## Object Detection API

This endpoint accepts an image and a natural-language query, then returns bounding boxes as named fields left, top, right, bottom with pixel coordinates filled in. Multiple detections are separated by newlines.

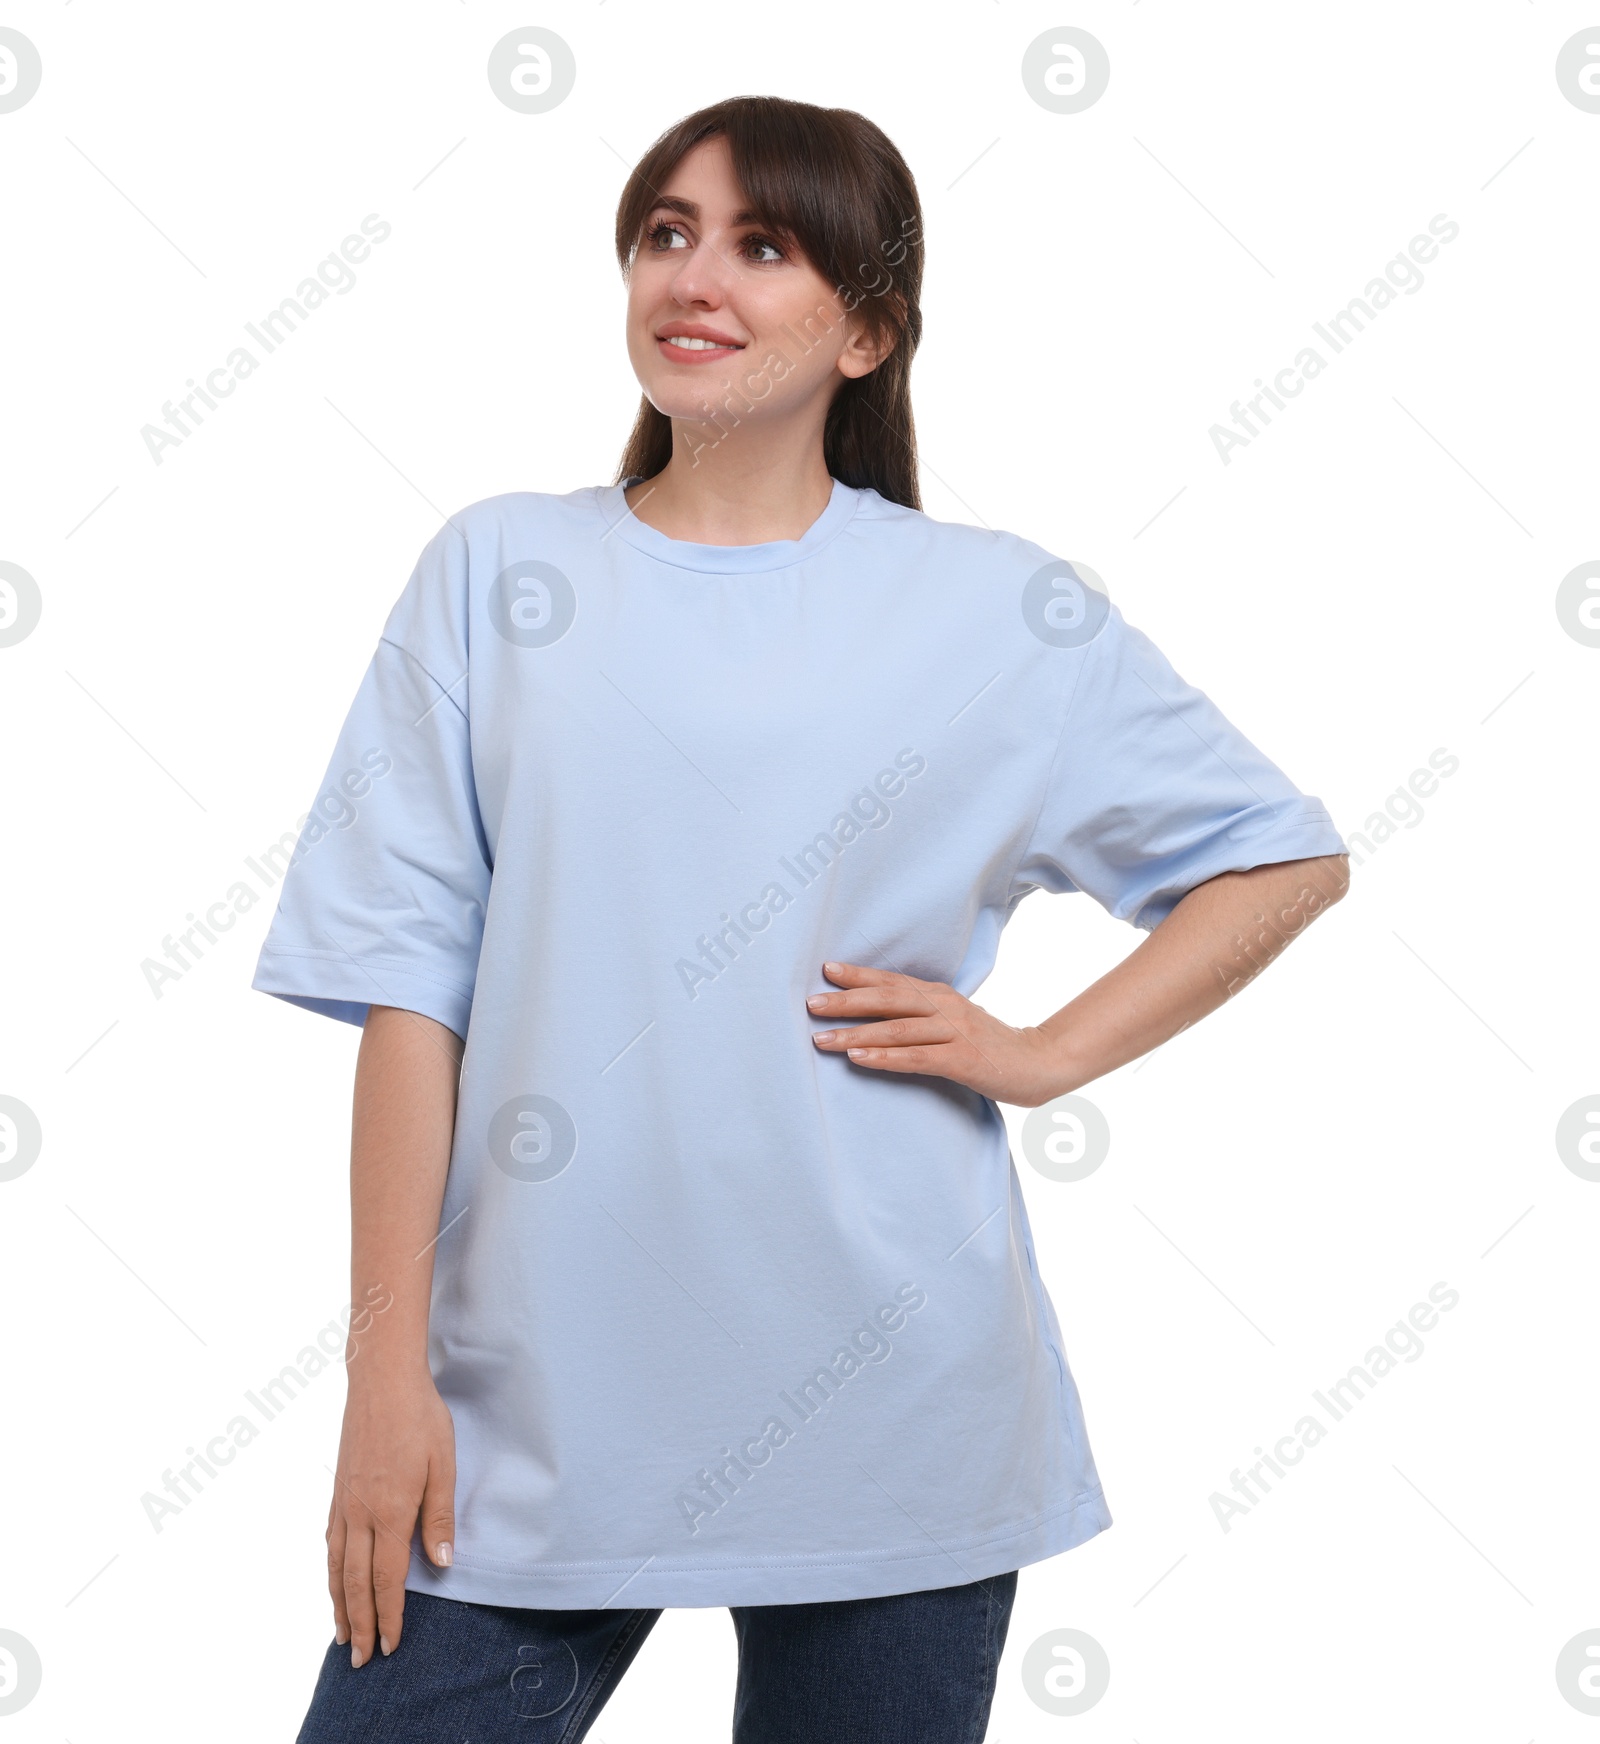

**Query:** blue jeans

left=297, top=1571, right=1018, bottom=1742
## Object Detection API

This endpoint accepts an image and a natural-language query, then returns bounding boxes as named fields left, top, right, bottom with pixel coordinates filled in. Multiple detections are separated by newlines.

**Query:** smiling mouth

left=660, top=334, right=745, bottom=352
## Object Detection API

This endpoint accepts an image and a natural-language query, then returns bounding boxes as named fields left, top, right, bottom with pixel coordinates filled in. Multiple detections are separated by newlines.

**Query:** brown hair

left=612, top=95, right=924, bottom=510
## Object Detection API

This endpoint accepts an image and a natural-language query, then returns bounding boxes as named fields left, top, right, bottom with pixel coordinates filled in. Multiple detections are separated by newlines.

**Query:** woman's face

left=625, top=135, right=884, bottom=441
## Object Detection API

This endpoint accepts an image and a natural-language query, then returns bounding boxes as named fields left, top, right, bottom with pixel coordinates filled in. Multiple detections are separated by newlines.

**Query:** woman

left=254, top=94, right=1350, bottom=1742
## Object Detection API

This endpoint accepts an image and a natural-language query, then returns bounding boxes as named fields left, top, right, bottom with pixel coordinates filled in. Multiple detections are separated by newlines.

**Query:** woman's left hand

left=807, top=960, right=1067, bottom=1108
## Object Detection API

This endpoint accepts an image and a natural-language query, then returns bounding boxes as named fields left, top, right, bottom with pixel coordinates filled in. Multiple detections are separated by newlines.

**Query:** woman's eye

left=746, top=235, right=784, bottom=263
left=646, top=220, right=688, bottom=251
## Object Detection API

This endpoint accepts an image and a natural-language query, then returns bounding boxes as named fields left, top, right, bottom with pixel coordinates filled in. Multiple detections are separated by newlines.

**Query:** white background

left=2, top=2, right=1597, bottom=1738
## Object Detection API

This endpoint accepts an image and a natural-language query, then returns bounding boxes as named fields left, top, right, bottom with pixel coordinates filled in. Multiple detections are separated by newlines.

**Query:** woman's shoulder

left=377, top=486, right=607, bottom=661
left=848, top=486, right=1122, bottom=661
left=427, top=482, right=609, bottom=552
left=850, top=485, right=1075, bottom=582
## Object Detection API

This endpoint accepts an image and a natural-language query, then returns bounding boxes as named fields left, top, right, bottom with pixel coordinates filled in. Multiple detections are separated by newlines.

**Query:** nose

left=666, top=238, right=737, bottom=309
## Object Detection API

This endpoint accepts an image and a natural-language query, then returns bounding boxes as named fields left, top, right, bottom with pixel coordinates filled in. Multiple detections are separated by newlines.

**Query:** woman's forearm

left=347, top=1005, right=463, bottom=1385
left=325, top=1004, right=463, bottom=1664
left=1036, top=852, right=1351, bottom=1094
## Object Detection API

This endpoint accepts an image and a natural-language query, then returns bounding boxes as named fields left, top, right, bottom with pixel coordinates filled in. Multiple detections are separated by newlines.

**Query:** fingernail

left=380, top=1635, right=392, bottom=1656
left=848, top=1048, right=867, bottom=1058
left=806, top=995, right=827, bottom=1009
left=823, top=961, right=841, bottom=972
left=351, top=1646, right=364, bottom=1669
left=436, top=1541, right=453, bottom=1567
left=336, top=1628, right=349, bottom=1646
left=813, top=1031, right=835, bottom=1044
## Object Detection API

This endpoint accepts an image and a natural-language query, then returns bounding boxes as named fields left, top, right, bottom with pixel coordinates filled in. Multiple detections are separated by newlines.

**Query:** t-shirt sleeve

left=250, top=523, right=490, bottom=1039
left=1012, top=603, right=1347, bottom=932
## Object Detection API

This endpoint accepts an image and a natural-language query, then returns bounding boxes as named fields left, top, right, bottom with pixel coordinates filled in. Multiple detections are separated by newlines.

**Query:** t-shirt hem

left=402, top=1484, right=1112, bottom=1610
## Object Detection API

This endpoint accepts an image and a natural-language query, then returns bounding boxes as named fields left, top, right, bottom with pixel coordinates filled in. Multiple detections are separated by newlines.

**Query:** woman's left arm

left=808, top=853, right=1351, bottom=1107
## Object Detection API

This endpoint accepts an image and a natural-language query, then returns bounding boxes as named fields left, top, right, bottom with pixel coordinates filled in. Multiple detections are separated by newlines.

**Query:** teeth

left=665, top=335, right=738, bottom=350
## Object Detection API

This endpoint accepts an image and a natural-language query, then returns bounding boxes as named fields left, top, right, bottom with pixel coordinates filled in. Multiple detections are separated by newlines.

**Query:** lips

left=655, top=322, right=747, bottom=362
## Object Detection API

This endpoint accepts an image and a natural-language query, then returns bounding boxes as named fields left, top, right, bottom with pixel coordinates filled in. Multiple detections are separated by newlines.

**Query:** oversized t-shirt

left=251, top=476, right=1346, bottom=1609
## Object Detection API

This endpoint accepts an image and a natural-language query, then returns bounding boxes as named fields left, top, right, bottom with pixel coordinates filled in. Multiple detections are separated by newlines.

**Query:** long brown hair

left=612, top=95, right=924, bottom=510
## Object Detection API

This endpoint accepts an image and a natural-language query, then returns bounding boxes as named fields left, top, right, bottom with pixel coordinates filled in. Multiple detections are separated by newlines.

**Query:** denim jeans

left=297, top=1570, right=1018, bottom=1743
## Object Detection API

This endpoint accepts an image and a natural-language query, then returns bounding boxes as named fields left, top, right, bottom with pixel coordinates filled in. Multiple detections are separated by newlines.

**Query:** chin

left=644, top=382, right=741, bottom=423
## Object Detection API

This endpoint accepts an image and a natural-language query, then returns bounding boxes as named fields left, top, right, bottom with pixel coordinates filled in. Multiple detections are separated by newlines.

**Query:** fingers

left=341, top=1523, right=378, bottom=1668
left=820, top=960, right=893, bottom=988
left=819, top=960, right=932, bottom=1000
left=808, top=961, right=1016, bottom=1090
left=809, top=962, right=969, bottom=1076
left=812, top=1016, right=952, bottom=1053
left=370, top=1526, right=410, bottom=1659
left=327, top=1387, right=454, bottom=1671
left=419, top=1447, right=456, bottom=1573
left=336, top=1487, right=414, bottom=1667
left=835, top=1041, right=946, bottom=1073
left=810, top=968, right=940, bottom=1020
left=326, top=1513, right=351, bottom=1647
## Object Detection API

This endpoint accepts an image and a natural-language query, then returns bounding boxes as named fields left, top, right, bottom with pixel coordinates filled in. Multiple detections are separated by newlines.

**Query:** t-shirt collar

left=595, top=475, right=862, bottom=574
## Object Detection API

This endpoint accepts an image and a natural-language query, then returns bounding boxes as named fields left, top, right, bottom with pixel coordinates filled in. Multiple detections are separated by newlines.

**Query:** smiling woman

left=253, top=92, right=1351, bottom=1744
left=613, top=97, right=925, bottom=532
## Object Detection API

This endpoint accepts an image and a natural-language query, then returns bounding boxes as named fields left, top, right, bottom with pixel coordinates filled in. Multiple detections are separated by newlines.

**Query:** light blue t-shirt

left=252, top=476, right=1346, bottom=1608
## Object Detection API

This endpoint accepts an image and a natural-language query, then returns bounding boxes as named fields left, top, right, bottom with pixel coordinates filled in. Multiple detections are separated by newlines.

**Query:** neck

left=624, top=421, right=836, bottom=546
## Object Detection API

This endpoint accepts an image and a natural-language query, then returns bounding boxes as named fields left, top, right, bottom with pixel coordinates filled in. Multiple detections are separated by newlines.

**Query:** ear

left=836, top=305, right=900, bottom=381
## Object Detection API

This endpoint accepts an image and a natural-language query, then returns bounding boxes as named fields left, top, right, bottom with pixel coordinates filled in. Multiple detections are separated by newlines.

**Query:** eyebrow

left=646, top=195, right=770, bottom=228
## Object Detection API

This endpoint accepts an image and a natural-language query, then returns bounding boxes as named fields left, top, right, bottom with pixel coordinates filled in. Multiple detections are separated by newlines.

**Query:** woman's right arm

left=329, top=1003, right=463, bottom=1668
